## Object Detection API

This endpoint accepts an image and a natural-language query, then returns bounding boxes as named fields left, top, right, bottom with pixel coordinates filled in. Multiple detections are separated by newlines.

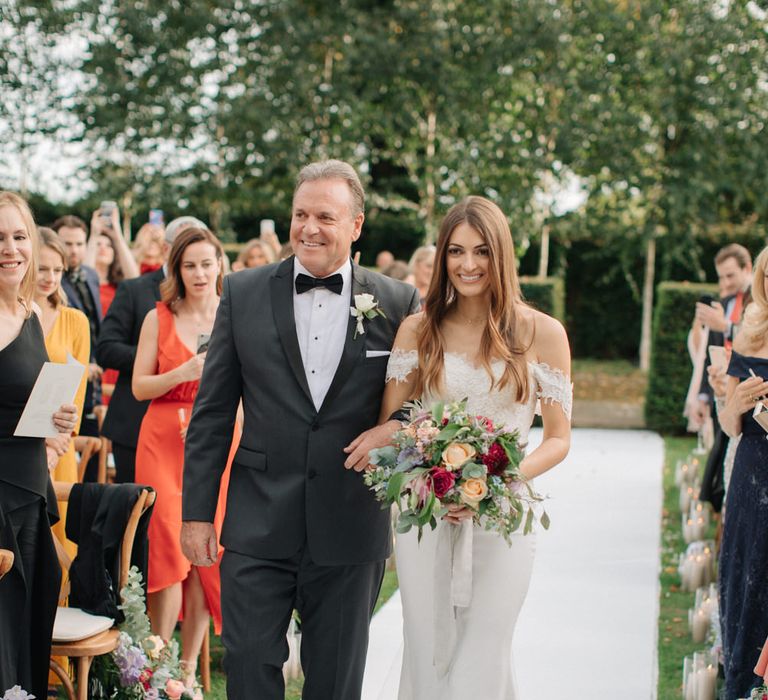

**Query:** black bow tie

left=295, top=272, right=343, bottom=295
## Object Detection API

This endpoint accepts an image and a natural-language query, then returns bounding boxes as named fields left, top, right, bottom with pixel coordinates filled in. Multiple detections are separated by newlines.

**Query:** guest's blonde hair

left=38, top=227, right=69, bottom=308
left=0, top=191, right=39, bottom=315
left=740, top=245, right=768, bottom=351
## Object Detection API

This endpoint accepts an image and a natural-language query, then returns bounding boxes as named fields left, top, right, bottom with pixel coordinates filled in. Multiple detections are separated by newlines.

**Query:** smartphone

left=196, top=333, right=211, bottom=354
left=698, top=294, right=716, bottom=307
left=149, top=209, right=164, bottom=226
left=100, top=200, right=117, bottom=228
left=260, top=219, right=276, bottom=238
left=708, top=345, right=727, bottom=370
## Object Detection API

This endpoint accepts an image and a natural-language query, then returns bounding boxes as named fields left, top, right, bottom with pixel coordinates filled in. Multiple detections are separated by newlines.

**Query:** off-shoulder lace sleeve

left=532, top=362, right=573, bottom=420
left=386, top=349, right=419, bottom=384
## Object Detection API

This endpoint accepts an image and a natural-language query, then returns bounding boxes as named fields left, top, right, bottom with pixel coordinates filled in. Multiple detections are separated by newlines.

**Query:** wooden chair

left=0, top=548, right=13, bottom=580
left=73, top=435, right=108, bottom=483
left=93, top=405, right=115, bottom=483
left=89, top=409, right=210, bottom=690
left=49, top=482, right=156, bottom=700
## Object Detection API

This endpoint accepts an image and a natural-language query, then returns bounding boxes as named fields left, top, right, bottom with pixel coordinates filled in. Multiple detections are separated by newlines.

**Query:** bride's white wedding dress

left=386, top=350, right=572, bottom=700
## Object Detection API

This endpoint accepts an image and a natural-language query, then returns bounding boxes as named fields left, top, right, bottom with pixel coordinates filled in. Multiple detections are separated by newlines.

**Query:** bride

left=379, top=196, right=572, bottom=699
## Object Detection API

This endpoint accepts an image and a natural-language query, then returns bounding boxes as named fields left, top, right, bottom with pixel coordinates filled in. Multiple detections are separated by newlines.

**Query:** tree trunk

left=639, top=234, right=656, bottom=371
left=537, top=223, right=550, bottom=279
left=424, top=109, right=437, bottom=243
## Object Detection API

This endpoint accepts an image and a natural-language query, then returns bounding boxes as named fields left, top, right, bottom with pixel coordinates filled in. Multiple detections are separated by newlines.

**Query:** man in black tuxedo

left=96, top=216, right=206, bottom=483
left=181, top=160, right=419, bottom=700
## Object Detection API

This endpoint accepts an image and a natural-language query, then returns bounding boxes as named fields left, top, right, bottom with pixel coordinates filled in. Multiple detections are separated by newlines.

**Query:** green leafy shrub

left=520, top=276, right=565, bottom=322
left=645, top=282, right=717, bottom=433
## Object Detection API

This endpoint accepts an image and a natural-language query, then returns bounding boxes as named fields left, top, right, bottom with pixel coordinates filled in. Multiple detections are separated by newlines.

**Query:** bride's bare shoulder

left=518, top=306, right=569, bottom=362
left=394, top=312, right=425, bottom=351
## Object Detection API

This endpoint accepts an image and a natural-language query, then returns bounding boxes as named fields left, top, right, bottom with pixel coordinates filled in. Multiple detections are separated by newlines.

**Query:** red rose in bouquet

left=430, top=467, right=456, bottom=498
left=482, top=442, right=509, bottom=476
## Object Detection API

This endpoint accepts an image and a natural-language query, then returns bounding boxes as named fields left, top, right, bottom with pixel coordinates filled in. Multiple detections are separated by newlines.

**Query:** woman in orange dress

left=132, top=225, right=235, bottom=681
left=34, top=228, right=89, bottom=559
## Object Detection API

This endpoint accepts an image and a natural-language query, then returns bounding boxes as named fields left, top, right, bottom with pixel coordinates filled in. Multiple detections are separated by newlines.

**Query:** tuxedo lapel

left=319, top=263, right=372, bottom=414
left=271, top=258, right=313, bottom=406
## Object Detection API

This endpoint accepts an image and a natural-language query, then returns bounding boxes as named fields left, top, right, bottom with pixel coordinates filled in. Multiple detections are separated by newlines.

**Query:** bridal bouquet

left=365, top=400, right=549, bottom=543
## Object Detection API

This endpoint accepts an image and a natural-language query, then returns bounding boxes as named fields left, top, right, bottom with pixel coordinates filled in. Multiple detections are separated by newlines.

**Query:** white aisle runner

left=361, top=428, right=664, bottom=700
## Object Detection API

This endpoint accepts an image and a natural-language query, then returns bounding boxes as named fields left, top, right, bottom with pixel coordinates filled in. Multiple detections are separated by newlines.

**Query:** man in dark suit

left=53, top=214, right=104, bottom=472
left=694, top=243, right=752, bottom=511
left=96, top=216, right=206, bottom=483
left=182, top=160, right=419, bottom=700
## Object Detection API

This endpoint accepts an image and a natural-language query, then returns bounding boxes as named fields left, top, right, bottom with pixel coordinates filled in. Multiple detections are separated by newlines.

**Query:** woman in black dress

left=0, top=191, right=79, bottom=698
left=719, top=245, right=768, bottom=699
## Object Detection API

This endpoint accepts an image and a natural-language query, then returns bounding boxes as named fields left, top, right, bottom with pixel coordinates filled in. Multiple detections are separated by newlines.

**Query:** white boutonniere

left=350, top=293, right=386, bottom=339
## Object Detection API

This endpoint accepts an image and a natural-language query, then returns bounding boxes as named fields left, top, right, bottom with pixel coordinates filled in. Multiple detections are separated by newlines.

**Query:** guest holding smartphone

left=0, top=192, right=78, bottom=698
left=132, top=225, right=236, bottom=684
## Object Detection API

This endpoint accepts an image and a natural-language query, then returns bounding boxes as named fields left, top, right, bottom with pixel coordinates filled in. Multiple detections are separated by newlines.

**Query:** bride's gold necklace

left=456, top=312, right=486, bottom=325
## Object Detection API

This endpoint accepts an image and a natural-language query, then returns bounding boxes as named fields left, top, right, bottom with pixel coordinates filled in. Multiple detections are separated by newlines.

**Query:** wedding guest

left=0, top=192, right=78, bottom=699
left=133, top=223, right=166, bottom=274
left=96, top=216, right=205, bottom=483
left=34, top=228, right=89, bottom=558
left=375, top=249, right=394, bottom=271
left=408, top=244, right=436, bottom=309
left=382, top=260, right=415, bottom=284
left=232, top=238, right=276, bottom=272
left=694, top=244, right=752, bottom=513
left=52, top=214, right=103, bottom=472
left=85, top=207, right=139, bottom=405
left=132, top=226, right=235, bottom=684
left=717, top=244, right=768, bottom=698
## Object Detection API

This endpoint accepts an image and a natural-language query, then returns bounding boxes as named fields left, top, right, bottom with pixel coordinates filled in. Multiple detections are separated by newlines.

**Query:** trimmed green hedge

left=645, top=281, right=717, bottom=433
left=520, top=276, right=565, bottom=322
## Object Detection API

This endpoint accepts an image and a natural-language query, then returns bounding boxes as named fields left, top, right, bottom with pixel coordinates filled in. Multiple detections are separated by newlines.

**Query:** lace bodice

left=385, top=349, right=572, bottom=444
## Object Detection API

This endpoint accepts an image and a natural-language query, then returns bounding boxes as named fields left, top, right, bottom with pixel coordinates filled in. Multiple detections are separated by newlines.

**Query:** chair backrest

left=73, top=436, right=107, bottom=483
left=52, top=482, right=156, bottom=602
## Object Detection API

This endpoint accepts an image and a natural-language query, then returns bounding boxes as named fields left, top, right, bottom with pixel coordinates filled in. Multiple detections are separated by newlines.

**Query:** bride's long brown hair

left=416, top=196, right=531, bottom=402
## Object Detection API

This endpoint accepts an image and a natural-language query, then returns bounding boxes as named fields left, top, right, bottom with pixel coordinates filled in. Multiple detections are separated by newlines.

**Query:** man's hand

left=88, top=363, right=104, bottom=381
left=343, top=420, right=400, bottom=471
left=181, top=521, right=219, bottom=567
left=695, top=301, right=727, bottom=332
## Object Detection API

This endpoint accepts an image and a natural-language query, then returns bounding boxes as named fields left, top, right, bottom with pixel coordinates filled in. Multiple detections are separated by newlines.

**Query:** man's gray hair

left=165, top=216, right=208, bottom=243
left=294, top=160, right=365, bottom=217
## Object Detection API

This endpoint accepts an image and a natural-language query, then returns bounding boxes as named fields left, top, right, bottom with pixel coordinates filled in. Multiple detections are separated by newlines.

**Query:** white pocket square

left=366, top=350, right=391, bottom=358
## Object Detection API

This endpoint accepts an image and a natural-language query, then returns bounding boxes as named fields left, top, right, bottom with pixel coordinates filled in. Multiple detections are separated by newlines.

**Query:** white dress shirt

left=293, top=258, right=352, bottom=411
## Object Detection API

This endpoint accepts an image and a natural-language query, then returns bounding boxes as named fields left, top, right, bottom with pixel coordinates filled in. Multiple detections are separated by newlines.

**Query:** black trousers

left=221, top=545, right=385, bottom=700
left=0, top=496, right=60, bottom=699
left=112, top=442, right=137, bottom=484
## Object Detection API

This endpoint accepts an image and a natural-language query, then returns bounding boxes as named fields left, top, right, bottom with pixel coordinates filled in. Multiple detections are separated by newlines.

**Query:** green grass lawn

left=572, top=358, right=647, bottom=402
left=657, top=436, right=719, bottom=699
left=200, top=566, right=399, bottom=700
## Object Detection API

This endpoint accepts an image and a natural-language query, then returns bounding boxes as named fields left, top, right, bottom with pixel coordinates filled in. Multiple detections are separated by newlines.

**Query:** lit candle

left=691, top=608, right=709, bottom=643
left=680, top=485, right=695, bottom=513
left=694, top=664, right=717, bottom=700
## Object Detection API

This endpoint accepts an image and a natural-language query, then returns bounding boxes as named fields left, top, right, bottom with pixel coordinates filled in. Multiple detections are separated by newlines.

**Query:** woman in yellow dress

left=34, top=228, right=90, bottom=557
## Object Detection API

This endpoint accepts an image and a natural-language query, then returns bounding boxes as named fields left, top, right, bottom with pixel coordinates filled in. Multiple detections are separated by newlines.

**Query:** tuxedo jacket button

left=311, top=421, right=320, bottom=431
left=308, top=469, right=317, bottom=479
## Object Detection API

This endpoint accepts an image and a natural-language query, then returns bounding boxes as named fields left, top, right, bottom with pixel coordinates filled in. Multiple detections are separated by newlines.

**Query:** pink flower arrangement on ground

left=365, top=400, right=549, bottom=543
left=91, top=567, right=202, bottom=699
